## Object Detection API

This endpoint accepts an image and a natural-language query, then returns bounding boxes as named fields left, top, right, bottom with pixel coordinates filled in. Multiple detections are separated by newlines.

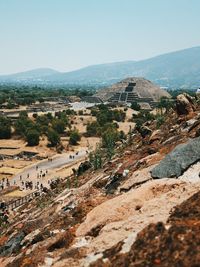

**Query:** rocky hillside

left=0, top=94, right=200, bottom=266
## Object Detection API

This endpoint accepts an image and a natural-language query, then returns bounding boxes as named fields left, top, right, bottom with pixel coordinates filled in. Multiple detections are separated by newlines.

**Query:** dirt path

left=10, top=150, right=87, bottom=189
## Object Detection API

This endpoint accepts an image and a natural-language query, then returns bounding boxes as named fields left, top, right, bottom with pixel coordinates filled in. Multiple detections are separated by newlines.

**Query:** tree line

left=0, top=110, right=81, bottom=148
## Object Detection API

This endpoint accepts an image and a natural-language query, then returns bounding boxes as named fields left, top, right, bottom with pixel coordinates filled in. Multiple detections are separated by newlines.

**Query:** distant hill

left=0, top=47, right=200, bottom=88
left=0, top=68, right=59, bottom=83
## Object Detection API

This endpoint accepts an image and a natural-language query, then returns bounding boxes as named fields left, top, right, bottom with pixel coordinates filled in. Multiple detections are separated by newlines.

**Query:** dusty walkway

left=10, top=150, right=87, bottom=189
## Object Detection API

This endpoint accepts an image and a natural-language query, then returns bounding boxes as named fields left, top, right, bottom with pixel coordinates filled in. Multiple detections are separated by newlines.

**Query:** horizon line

left=1, top=45, right=199, bottom=76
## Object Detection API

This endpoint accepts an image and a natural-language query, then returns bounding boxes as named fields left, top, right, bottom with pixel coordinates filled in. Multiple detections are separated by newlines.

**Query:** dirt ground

left=0, top=107, right=132, bottom=200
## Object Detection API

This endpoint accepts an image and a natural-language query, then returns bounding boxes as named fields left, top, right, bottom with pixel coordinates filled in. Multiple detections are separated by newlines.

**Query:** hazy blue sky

left=0, top=0, right=200, bottom=74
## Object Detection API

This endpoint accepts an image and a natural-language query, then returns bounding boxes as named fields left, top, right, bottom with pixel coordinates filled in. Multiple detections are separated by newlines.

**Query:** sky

left=0, top=0, right=200, bottom=75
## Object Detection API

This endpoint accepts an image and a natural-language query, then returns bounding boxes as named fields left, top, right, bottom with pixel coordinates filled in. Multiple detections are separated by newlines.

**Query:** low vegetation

left=0, top=109, right=81, bottom=149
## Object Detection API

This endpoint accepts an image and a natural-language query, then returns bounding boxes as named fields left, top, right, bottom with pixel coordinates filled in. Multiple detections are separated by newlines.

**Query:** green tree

left=78, top=110, right=84, bottom=116
left=89, top=146, right=103, bottom=170
left=19, top=111, right=28, bottom=118
left=119, top=130, right=126, bottom=140
left=112, top=110, right=126, bottom=122
left=0, top=116, right=11, bottom=139
left=96, top=109, right=113, bottom=126
left=52, top=119, right=66, bottom=134
left=14, top=115, right=34, bottom=137
left=86, top=121, right=100, bottom=137
left=69, top=130, right=81, bottom=145
left=102, top=128, right=119, bottom=160
left=47, top=129, right=60, bottom=147
left=157, top=97, right=174, bottom=114
left=131, top=101, right=141, bottom=111
left=133, top=110, right=155, bottom=127
left=32, top=113, right=38, bottom=119
left=6, top=100, right=15, bottom=109
left=26, top=129, right=40, bottom=146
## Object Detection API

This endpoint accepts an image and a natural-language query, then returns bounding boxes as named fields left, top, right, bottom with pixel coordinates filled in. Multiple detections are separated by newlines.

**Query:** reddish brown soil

left=91, top=190, right=200, bottom=267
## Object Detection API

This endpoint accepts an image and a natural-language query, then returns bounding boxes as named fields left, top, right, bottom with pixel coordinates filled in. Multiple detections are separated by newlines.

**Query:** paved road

left=11, top=150, right=87, bottom=189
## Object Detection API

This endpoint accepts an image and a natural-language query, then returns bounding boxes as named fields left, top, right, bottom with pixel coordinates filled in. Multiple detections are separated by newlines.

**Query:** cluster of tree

left=88, top=125, right=121, bottom=169
left=156, top=97, right=175, bottom=114
left=20, top=111, right=71, bottom=146
left=86, top=105, right=127, bottom=165
left=131, top=101, right=141, bottom=111
left=88, top=124, right=127, bottom=169
left=89, top=146, right=103, bottom=170
left=87, top=105, right=126, bottom=137
left=0, top=110, right=77, bottom=148
left=0, top=85, right=96, bottom=108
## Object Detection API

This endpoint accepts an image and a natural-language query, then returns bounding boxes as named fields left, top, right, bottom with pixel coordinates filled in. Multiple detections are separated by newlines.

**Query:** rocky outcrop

left=1, top=104, right=200, bottom=267
left=91, top=190, right=200, bottom=267
left=76, top=179, right=200, bottom=256
left=176, top=93, right=195, bottom=115
left=0, top=231, right=25, bottom=256
left=151, top=136, right=200, bottom=178
left=149, top=129, right=161, bottom=143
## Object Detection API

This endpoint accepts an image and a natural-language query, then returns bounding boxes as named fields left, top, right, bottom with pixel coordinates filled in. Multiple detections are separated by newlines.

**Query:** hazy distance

left=0, top=0, right=200, bottom=74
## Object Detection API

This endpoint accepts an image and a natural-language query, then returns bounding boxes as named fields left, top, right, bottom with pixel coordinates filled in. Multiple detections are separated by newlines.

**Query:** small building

left=0, top=149, right=38, bottom=160
left=196, top=88, right=200, bottom=94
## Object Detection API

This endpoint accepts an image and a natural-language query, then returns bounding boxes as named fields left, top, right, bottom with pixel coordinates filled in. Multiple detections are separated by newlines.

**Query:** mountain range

left=0, top=46, right=200, bottom=89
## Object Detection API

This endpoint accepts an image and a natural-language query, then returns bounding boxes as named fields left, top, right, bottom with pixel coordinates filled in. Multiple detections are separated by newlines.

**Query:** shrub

left=32, top=113, right=38, bottom=119
left=69, top=130, right=81, bottom=145
left=102, top=128, right=119, bottom=160
left=133, top=110, right=155, bottom=125
left=52, top=119, right=66, bottom=134
left=156, top=97, right=174, bottom=114
left=0, top=116, right=11, bottom=139
left=78, top=110, right=84, bottom=116
left=14, top=116, right=34, bottom=137
left=26, top=129, right=40, bottom=146
left=156, top=115, right=165, bottom=128
left=119, top=130, right=126, bottom=140
left=86, top=121, right=100, bottom=137
left=131, top=101, right=141, bottom=111
left=112, top=110, right=126, bottom=122
left=47, top=129, right=60, bottom=147
left=89, top=147, right=103, bottom=170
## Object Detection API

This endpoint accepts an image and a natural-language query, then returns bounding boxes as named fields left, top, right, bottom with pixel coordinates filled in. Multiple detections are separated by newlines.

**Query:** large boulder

left=151, top=136, right=200, bottom=178
left=176, top=93, right=195, bottom=115
left=0, top=231, right=25, bottom=256
left=149, top=130, right=161, bottom=143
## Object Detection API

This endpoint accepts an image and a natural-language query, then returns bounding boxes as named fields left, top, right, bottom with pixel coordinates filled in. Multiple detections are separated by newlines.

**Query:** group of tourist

left=0, top=178, right=10, bottom=190
left=0, top=151, right=85, bottom=225
left=17, top=166, right=49, bottom=191
left=0, top=151, right=84, bottom=193
left=0, top=202, right=9, bottom=224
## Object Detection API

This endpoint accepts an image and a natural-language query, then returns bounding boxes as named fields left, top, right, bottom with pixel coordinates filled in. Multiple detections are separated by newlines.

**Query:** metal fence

left=5, top=190, right=40, bottom=210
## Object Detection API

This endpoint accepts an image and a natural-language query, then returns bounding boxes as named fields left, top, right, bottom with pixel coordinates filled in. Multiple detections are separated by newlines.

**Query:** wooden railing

left=5, top=190, right=41, bottom=210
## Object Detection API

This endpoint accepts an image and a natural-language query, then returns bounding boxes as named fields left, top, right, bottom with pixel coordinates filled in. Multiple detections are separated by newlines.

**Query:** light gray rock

left=0, top=231, right=25, bottom=256
left=151, top=136, right=200, bottom=178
